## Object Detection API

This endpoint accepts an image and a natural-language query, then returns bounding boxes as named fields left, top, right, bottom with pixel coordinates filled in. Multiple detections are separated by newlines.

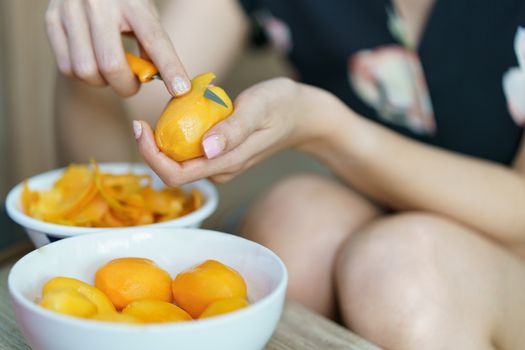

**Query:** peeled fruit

left=42, top=276, right=115, bottom=314
left=122, top=300, right=192, bottom=323
left=172, top=260, right=247, bottom=318
left=199, top=297, right=249, bottom=319
left=91, top=313, right=142, bottom=324
left=37, top=257, right=251, bottom=324
left=39, top=289, right=97, bottom=318
left=155, top=73, right=233, bottom=162
left=95, top=258, right=172, bottom=310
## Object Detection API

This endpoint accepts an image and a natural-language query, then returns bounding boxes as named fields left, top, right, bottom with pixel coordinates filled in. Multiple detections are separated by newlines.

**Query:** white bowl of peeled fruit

left=5, top=162, right=218, bottom=247
left=8, top=227, right=287, bottom=350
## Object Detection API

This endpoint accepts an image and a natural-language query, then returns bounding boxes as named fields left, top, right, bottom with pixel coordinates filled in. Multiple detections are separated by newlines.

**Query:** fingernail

left=203, top=134, right=226, bottom=159
left=133, top=120, right=142, bottom=139
left=171, top=76, right=191, bottom=96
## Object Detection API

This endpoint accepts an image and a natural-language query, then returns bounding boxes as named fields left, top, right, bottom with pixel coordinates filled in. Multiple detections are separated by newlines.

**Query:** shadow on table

left=0, top=206, right=30, bottom=262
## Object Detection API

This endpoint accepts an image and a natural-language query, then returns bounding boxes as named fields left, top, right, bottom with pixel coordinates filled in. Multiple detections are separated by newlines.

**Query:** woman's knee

left=242, top=173, right=327, bottom=238
left=240, top=173, right=381, bottom=316
left=335, top=212, right=471, bottom=347
left=336, top=212, right=450, bottom=277
left=336, top=212, right=449, bottom=298
left=241, top=172, right=379, bottom=244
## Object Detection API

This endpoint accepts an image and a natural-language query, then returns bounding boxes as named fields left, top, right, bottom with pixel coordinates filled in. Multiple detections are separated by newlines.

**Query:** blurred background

left=0, top=1, right=328, bottom=257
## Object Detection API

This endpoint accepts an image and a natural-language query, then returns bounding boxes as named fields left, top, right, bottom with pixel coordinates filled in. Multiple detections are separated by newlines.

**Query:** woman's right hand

left=45, top=0, right=191, bottom=97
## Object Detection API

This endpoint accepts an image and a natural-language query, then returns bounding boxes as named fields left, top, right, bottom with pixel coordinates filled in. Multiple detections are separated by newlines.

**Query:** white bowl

left=5, top=163, right=218, bottom=248
left=8, top=227, right=287, bottom=350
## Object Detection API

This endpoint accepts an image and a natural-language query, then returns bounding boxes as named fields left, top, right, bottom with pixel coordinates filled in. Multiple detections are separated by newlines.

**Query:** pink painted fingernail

left=133, top=120, right=142, bottom=139
left=203, top=134, right=226, bottom=159
left=171, top=76, right=191, bottom=96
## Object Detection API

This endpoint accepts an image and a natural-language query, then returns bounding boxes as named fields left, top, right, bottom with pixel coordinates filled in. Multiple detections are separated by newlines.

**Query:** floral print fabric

left=349, top=7, right=436, bottom=135
left=503, top=27, right=525, bottom=127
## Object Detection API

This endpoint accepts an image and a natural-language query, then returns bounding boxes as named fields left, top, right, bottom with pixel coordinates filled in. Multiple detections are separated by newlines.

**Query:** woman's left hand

left=133, top=77, right=329, bottom=186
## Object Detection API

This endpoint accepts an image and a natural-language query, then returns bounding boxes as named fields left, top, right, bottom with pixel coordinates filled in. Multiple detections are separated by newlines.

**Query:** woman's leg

left=55, top=75, right=136, bottom=163
left=241, top=173, right=382, bottom=317
left=336, top=212, right=525, bottom=350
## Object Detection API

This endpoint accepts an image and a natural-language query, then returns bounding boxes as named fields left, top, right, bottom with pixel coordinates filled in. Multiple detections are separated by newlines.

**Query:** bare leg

left=241, top=173, right=382, bottom=317
left=336, top=212, right=525, bottom=350
left=54, top=66, right=174, bottom=164
left=55, top=75, right=136, bottom=163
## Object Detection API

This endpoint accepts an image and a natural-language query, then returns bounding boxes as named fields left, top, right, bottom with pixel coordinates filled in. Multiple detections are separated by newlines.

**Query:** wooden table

left=0, top=260, right=379, bottom=350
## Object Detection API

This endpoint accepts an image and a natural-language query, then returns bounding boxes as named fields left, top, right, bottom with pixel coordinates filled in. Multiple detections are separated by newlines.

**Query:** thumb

left=201, top=106, right=259, bottom=159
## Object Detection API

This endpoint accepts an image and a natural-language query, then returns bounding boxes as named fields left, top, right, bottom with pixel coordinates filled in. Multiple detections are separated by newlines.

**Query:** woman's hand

left=133, top=77, right=332, bottom=185
left=45, top=0, right=190, bottom=97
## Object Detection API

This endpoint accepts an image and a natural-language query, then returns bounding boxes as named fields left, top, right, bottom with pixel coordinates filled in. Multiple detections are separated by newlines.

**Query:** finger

left=137, top=42, right=151, bottom=61
left=45, top=7, right=72, bottom=75
left=211, top=117, right=286, bottom=172
left=194, top=135, right=277, bottom=186
left=84, top=2, right=139, bottom=96
left=133, top=127, right=242, bottom=186
left=201, top=100, right=262, bottom=159
left=183, top=127, right=276, bottom=183
left=124, top=6, right=190, bottom=96
left=209, top=174, right=236, bottom=184
left=61, top=0, right=105, bottom=86
left=133, top=120, right=196, bottom=186
left=135, top=118, right=274, bottom=185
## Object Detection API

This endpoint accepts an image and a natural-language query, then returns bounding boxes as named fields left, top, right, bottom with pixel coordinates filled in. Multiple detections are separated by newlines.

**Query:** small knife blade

left=126, top=52, right=228, bottom=107
left=204, top=88, right=228, bottom=108
left=152, top=74, right=227, bottom=108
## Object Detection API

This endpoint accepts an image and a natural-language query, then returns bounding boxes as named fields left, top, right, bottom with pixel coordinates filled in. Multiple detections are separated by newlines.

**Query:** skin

left=49, top=0, right=247, bottom=162
left=47, top=0, right=525, bottom=348
left=46, top=0, right=190, bottom=96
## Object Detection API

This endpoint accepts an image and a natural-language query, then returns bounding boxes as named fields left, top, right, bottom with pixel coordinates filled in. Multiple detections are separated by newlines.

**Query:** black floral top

left=239, top=0, right=525, bottom=164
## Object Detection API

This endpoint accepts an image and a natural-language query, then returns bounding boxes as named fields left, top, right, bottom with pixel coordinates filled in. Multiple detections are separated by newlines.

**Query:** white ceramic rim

left=7, top=228, right=288, bottom=332
left=5, top=163, right=218, bottom=236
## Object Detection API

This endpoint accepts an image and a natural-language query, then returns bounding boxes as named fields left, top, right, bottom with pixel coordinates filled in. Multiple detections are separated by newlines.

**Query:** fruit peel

left=155, top=73, right=234, bottom=162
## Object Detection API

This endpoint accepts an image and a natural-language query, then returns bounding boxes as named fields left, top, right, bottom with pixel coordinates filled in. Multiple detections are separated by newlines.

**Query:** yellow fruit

left=39, top=289, right=97, bottom=318
left=21, top=161, right=204, bottom=228
left=172, top=260, right=247, bottom=318
left=33, top=165, right=98, bottom=222
left=43, top=276, right=115, bottom=314
left=94, top=258, right=172, bottom=310
left=122, top=300, right=192, bottom=323
left=155, top=73, right=233, bottom=162
left=199, top=297, right=249, bottom=319
left=91, top=313, right=142, bottom=324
